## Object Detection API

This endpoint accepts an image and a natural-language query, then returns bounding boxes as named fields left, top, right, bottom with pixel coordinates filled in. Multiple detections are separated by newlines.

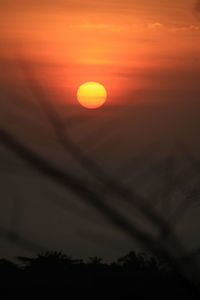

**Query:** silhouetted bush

left=0, top=250, right=198, bottom=298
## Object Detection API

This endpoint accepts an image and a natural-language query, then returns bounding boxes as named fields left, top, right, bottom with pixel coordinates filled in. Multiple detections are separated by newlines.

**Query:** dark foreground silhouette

left=0, top=251, right=199, bottom=298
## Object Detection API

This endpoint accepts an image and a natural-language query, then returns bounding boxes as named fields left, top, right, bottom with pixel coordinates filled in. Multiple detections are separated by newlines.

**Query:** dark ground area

left=0, top=250, right=199, bottom=299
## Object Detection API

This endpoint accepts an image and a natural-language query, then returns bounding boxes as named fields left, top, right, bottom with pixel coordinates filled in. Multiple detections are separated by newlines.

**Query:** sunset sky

left=0, top=1, right=200, bottom=259
left=1, top=0, right=200, bottom=104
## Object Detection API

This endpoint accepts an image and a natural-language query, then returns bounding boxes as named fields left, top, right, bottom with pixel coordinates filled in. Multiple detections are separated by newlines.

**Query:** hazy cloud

left=169, top=25, right=200, bottom=32
left=148, top=23, right=164, bottom=30
left=69, top=23, right=126, bottom=32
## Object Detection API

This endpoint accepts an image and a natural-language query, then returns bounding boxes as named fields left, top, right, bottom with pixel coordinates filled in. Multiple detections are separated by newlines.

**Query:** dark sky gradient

left=0, top=0, right=200, bottom=260
left=1, top=91, right=200, bottom=260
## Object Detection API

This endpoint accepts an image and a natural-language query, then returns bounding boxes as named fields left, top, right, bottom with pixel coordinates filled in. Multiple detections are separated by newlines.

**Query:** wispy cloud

left=148, top=23, right=164, bottom=30
left=169, top=25, right=200, bottom=32
left=69, top=23, right=126, bottom=32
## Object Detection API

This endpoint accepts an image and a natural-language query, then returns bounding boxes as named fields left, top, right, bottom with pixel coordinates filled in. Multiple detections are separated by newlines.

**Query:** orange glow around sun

left=77, top=82, right=107, bottom=109
left=1, top=1, right=200, bottom=107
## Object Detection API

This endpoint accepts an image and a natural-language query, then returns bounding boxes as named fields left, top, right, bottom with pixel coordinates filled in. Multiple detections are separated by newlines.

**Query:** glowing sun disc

left=77, top=82, right=107, bottom=109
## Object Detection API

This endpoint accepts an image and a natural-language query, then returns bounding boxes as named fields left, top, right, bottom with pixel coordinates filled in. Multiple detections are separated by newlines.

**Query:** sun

left=77, top=82, right=107, bottom=109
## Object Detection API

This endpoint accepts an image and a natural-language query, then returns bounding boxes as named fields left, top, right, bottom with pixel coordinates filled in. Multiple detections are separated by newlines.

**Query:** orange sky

left=0, top=0, right=200, bottom=105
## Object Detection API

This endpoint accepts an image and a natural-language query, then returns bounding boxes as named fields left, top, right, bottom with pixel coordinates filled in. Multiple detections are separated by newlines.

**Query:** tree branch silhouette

left=21, top=66, right=186, bottom=259
left=0, top=126, right=199, bottom=289
left=1, top=58, right=199, bottom=290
